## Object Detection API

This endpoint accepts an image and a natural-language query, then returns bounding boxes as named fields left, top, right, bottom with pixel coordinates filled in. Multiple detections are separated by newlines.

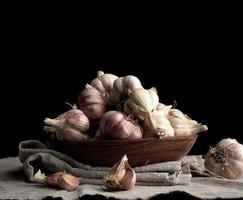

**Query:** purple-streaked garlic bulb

left=78, top=84, right=106, bottom=119
left=167, top=109, right=208, bottom=136
left=44, top=105, right=90, bottom=142
left=99, top=111, right=143, bottom=140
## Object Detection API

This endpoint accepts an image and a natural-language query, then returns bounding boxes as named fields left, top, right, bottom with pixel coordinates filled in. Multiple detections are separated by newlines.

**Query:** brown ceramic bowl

left=50, top=134, right=198, bottom=167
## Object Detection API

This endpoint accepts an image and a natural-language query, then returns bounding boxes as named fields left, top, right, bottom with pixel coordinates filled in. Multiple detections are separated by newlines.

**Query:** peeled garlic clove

left=104, top=155, right=136, bottom=190
left=78, top=84, right=106, bottom=119
left=34, top=170, right=80, bottom=191
left=44, top=106, right=90, bottom=142
left=205, top=138, right=243, bottom=179
left=167, top=109, right=208, bottom=136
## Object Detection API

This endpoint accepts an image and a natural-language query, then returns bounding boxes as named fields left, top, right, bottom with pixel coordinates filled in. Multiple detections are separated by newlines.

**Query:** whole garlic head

left=78, top=84, right=106, bottom=119
left=90, top=71, right=118, bottom=102
left=123, top=88, right=159, bottom=120
left=167, top=109, right=208, bottom=137
left=205, top=138, right=243, bottom=179
left=103, top=155, right=136, bottom=190
left=44, top=105, right=90, bottom=142
left=109, top=75, right=143, bottom=106
left=99, top=111, right=143, bottom=140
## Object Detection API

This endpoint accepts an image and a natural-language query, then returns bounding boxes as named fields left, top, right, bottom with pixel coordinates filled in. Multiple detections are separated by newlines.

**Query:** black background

left=1, top=15, right=243, bottom=158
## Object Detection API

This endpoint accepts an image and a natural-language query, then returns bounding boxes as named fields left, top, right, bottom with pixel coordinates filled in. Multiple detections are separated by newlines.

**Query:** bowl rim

left=59, top=134, right=198, bottom=145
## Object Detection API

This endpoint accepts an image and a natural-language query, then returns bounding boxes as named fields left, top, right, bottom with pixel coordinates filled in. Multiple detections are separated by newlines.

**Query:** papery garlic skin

left=78, top=84, right=106, bottom=119
left=44, top=106, right=90, bottom=142
left=205, top=138, right=243, bottom=179
left=167, top=109, right=208, bottom=137
left=99, top=111, right=143, bottom=140
left=90, top=71, right=118, bottom=101
left=104, top=155, right=136, bottom=190
left=109, top=75, right=143, bottom=106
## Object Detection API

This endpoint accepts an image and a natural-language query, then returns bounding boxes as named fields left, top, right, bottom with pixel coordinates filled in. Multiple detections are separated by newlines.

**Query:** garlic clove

left=104, top=155, right=136, bottom=190
left=58, top=173, right=80, bottom=191
left=34, top=169, right=46, bottom=183
left=34, top=169, right=80, bottom=191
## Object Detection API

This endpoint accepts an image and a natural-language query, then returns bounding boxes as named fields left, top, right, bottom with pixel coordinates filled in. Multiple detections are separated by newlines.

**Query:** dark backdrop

left=1, top=60, right=242, bottom=158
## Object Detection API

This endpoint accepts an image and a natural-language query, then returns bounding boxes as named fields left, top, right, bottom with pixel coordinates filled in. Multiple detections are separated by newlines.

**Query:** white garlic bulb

left=123, top=87, right=159, bottom=120
left=143, top=103, right=174, bottom=138
left=109, top=75, right=143, bottom=106
left=143, top=111, right=175, bottom=139
left=90, top=71, right=118, bottom=102
left=167, top=109, right=208, bottom=136
left=103, top=155, right=136, bottom=190
left=205, top=138, right=243, bottom=179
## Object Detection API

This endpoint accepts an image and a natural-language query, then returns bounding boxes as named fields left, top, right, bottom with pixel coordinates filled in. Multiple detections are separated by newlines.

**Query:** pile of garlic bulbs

left=44, top=71, right=208, bottom=142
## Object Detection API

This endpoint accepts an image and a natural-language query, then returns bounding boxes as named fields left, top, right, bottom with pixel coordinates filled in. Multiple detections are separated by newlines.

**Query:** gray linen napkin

left=19, top=140, right=207, bottom=186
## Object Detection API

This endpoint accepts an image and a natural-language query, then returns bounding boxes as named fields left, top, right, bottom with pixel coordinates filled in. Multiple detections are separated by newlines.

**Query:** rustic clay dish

left=50, top=134, right=198, bottom=167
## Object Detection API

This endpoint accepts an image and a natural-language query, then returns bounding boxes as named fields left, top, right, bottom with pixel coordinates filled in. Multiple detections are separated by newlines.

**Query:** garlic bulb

left=205, top=138, right=243, bottom=179
left=34, top=169, right=80, bottom=191
left=123, top=88, right=159, bottom=132
left=143, top=113, right=175, bottom=139
left=109, top=75, right=143, bottom=106
left=143, top=102, right=174, bottom=138
left=44, top=105, right=90, bottom=142
left=78, top=84, right=106, bottom=119
left=103, top=155, right=136, bottom=190
left=90, top=71, right=118, bottom=101
left=167, top=109, right=208, bottom=136
left=99, top=111, right=143, bottom=139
